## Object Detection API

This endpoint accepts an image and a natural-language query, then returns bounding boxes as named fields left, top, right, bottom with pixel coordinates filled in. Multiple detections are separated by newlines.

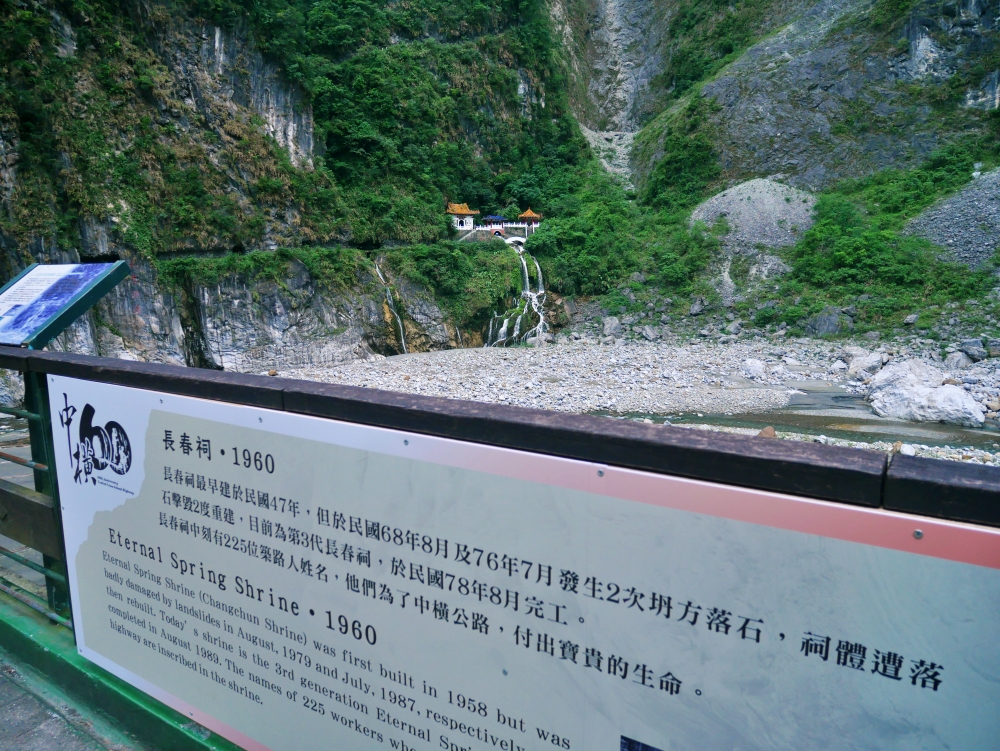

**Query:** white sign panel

left=49, top=376, right=1000, bottom=751
left=0, top=263, right=115, bottom=345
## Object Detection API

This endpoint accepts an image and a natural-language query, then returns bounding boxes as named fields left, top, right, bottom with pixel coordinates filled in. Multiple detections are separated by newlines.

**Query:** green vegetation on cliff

left=155, top=245, right=364, bottom=288
left=756, top=140, right=1000, bottom=333
left=0, top=0, right=589, bottom=254
left=645, top=0, right=798, bottom=112
left=2, top=0, right=999, bottom=340
left=0, top=0, right=341, bottom=257
left=383, top=240, right=524, bottom=324
left=193, top=0, right=591, bottom=245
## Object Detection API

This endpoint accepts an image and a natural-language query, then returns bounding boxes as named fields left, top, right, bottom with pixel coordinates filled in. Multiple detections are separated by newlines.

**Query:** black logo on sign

left=60, top=394, right=131, bottom=484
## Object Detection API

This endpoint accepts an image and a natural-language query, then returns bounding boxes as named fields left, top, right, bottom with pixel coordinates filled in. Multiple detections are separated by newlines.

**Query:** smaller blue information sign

left=0, top=263, right=129, bottom=347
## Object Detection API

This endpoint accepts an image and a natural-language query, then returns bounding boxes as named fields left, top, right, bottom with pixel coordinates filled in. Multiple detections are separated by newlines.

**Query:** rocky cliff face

left=633, top=0, right=999, bottom=192
left=0, top=0, right=468, bottom=372
left=548, top=0, right=666, bottom=188
left=0, top=0, right=345, bottom=268
left=127, top=3, right=315, bottom=171
left=550, top=0, right=666, bottom=132
left=4, top=248, right=459, bottom=371
left=552, top=0, right=998, bottom=193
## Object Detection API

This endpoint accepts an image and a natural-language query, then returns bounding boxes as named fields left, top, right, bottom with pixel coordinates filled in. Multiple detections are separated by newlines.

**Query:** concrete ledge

left=0, top=591, right=241, bottom=751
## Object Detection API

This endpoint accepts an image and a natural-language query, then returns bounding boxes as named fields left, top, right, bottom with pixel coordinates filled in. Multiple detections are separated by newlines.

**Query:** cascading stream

left=374, top=263, right=407, bottom=354
left=484, top=246, right=547, bottom=347
left=531, top=256, right=544, bottom=294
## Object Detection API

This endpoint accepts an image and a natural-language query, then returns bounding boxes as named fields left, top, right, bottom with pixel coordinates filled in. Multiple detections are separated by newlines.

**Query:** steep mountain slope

left=551, top=0, right=813, bottom=132
left=634, top=0, right=999, bottom=195
left=545, top=0, right=1000, bottom=337
left=0, top=0, right=998, bottom=372
left=1, top=0, right=586, bottom=258
left=0, top=0, right=579, bottom=363
left=0, top=0, right=335, bottom=262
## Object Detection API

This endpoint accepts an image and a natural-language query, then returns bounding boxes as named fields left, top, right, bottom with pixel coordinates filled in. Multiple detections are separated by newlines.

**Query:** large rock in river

left=867, top=360, right=985, bottom=427
left=804, top=307, right=853, bottom=337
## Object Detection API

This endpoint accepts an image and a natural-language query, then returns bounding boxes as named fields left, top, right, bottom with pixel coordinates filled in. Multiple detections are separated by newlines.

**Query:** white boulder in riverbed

left=741, top=358, right=766, bottom=380
left=848, top=352, right=885, bottom=377
left=867, top=360, right=985, bottom=427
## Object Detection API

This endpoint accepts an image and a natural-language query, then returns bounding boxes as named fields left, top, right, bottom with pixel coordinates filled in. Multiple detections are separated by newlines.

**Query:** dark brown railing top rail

left=1, top=346, right=998, bottom=528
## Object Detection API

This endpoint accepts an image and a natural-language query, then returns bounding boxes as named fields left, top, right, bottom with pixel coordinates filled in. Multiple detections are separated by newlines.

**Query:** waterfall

left=374, top=263, right=407, bottom=354
left=385, top=288, right=407, bottom=354
left=511, top=311, right=524, bottom=340
left=531, top=256, right=544, bottom=294
left=484, top=245, right=547, bottom=347
left=518, top=253, right=530, bottom=292
left=495, top=317, right=510, bottom=346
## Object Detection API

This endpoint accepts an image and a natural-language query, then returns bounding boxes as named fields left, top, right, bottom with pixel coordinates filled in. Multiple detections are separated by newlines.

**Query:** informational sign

left=0, top=263, right=124, bottom=346
left=49, top=375, right=1000, bottom=751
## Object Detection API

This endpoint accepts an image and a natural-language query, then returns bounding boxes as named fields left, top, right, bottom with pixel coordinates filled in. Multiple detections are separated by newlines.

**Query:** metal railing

left=0, top=372, right=72, bottom=629
left=0, top=345, right=997, bottom=638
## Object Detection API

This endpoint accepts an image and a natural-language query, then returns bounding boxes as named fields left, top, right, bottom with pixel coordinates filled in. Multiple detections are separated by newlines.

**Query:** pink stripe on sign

left=606, top=466, right=1000, bottom=570
left=395, top=430, right=1000, bottom=571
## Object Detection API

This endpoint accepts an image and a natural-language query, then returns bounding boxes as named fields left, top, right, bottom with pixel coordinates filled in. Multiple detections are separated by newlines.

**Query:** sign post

left=0, top=261, right=129, bottom=615
left=47, top=375, right=1000, bottom=751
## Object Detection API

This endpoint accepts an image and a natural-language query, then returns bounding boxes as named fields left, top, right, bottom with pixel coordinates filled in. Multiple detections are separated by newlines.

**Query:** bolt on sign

left=50, top=376, right=1000, bottom=751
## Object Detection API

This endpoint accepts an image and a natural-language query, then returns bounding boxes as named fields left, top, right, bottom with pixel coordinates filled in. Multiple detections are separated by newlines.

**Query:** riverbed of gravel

left=280, top=332, right=1000, bottom=466
left=284, top=339, right=815, bottom=415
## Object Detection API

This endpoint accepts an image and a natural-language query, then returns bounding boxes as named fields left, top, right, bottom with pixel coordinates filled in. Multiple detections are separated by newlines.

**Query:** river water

left=603, top=379, right=1000, bottom=450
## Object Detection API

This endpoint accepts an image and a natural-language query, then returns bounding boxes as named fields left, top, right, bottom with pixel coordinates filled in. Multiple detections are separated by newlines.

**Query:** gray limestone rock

left=907, top=168, right=1000, bottom=269
left=867, top=359, right=984, bottom=426
left=0, top=368, right=24, bottom=407
left=840, top=345, right=868, bottom=364
left=741, top=358, right=767, bottom=380
left=944, top=351, right=974, bottom=370
left=848, top=352, right=885, bottom=377
left=804, top=308, right=853, bottom=337
left=959, top=338, right=989, bottom=362
left=603, top=316, right=623, bottom=338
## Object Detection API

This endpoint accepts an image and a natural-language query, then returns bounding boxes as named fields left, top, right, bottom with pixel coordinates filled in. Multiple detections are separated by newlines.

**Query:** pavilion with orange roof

left=445, top=203, right=479, bottom=231
left=447, top=202, right=543, bottom=239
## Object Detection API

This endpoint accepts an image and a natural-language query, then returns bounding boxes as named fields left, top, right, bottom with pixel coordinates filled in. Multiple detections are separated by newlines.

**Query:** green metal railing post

left=23, top=371, right=70, bottom=619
